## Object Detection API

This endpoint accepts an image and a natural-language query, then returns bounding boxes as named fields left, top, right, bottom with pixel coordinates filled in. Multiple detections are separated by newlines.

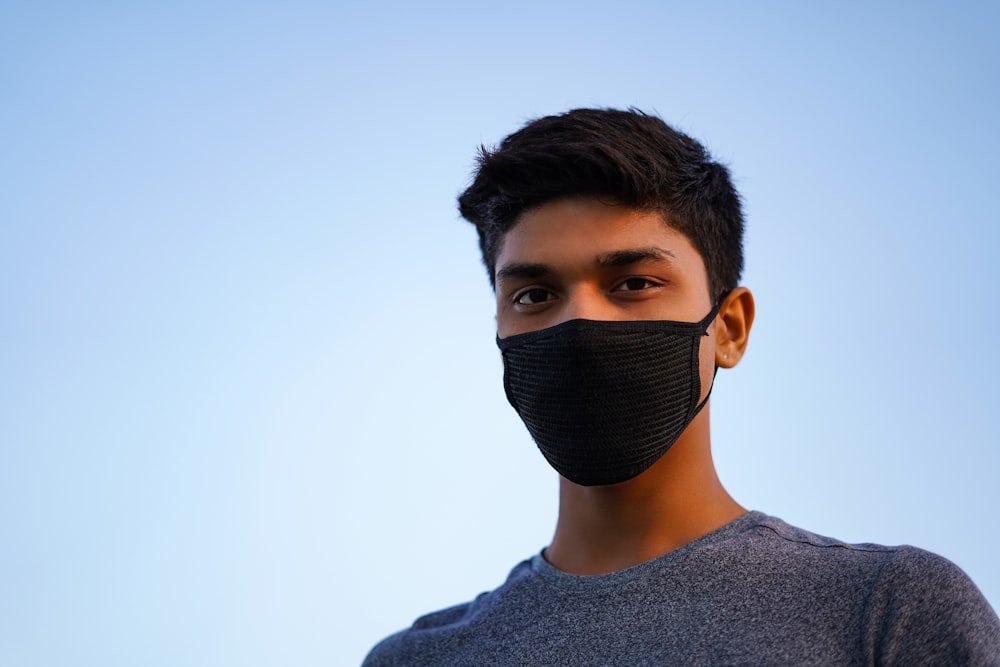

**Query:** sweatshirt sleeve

left=865, top=546, right=1000, bottom=665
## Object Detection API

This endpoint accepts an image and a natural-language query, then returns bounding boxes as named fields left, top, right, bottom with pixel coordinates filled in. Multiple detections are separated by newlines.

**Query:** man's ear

left=715, top=287, right=755, bottom=369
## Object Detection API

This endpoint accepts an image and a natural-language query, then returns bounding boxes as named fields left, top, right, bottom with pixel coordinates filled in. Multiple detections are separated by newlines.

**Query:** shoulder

left=750, top=514, right=1000, bottom=663
left=362, top=601, right=475, bottom=667
left=728, top=513, right=909, bottom=580
left=749, top=513, right=991, bottom=606
left=865, top=545, right=1000, bottom=663
left=748, top=513, right=897, bottom=554
left=362, top=557, right=536, bottom=666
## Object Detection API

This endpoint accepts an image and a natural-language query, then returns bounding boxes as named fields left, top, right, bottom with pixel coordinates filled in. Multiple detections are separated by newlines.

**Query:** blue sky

left=2, top=2, right=998, bottom=664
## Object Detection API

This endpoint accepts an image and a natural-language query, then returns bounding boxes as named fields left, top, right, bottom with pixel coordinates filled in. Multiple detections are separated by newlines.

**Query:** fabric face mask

left=496, top=303, right=721, bottom=486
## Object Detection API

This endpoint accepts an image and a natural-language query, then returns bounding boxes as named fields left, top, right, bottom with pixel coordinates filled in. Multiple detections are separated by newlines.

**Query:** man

left=364, top=108, right=1000, bottom=664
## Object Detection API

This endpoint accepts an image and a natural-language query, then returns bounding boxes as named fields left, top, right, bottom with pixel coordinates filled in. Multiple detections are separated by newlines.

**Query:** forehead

left=495, top=198, right=707, bottom=281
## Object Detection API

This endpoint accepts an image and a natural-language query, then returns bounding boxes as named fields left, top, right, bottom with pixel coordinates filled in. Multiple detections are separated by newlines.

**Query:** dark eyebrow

left=596, top=246, right=676, bottom=267
left=495, top=262, right=551, bottom=285
left=496, top=247, right=677, bottom=285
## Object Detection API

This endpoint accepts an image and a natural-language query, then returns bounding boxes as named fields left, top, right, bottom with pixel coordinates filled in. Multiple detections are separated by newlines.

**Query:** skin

left=495, top=197, right=755, bottom=576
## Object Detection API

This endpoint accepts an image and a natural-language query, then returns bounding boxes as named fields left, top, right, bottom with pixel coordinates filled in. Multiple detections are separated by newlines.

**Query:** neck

left=544, top=409, right=745, bottom=575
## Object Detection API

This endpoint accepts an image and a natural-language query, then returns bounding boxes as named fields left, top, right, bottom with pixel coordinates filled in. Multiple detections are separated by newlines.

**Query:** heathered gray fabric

left=363, top=512, right=1000, bottom=666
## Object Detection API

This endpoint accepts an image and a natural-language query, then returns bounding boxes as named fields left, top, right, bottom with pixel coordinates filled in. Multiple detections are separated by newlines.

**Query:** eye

left=613, top=277, right=661, bottom=292
left=514, top=288, right=555, bottom=305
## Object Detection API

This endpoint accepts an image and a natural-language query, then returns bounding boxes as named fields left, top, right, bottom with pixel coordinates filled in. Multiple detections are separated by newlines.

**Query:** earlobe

left=715, top=287, right=755, bottom=368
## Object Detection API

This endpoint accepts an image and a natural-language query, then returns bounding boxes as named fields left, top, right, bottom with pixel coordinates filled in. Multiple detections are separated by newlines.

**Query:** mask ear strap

left=691, top=290, right=730, bottom=417
left=690, top=365, right=718, bottom=420
left=699, top=290, right=732, bottom=332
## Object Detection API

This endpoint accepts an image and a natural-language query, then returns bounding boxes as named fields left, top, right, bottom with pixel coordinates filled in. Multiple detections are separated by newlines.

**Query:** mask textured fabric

left=498, top=314, right=713, bottom=486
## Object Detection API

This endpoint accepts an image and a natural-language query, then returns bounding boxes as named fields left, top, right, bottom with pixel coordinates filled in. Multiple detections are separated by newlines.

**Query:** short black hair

left=458, top=108, right=744, bottom=300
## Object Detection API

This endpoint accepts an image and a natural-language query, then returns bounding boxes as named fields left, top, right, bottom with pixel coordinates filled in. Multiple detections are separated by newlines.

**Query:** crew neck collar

left=530, top=510, right=768, bottom=592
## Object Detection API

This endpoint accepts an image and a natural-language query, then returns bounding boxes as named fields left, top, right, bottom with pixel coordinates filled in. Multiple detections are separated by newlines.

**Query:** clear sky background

left=2, top=2, right=998, bottom=665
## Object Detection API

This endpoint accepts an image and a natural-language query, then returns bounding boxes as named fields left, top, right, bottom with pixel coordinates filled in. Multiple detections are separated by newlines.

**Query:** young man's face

left=494, top=197, right=721, bottom=405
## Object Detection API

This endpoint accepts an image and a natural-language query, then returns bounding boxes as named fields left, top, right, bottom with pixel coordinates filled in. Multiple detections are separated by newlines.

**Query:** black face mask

left=496, top=303, right=722, bottom=486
